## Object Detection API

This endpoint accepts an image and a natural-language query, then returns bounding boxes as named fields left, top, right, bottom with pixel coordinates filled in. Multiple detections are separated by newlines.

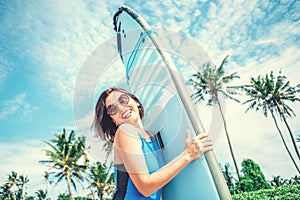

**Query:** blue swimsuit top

left=112, top=133, right=165, bottom=200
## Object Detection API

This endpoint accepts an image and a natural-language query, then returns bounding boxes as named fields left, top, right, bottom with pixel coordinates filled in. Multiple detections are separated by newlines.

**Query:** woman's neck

left=130, top=118, right=144, bottom=129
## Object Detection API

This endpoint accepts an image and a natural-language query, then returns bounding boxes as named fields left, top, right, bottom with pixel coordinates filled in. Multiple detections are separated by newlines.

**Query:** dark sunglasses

left=106, top=94, right=130, bottom=115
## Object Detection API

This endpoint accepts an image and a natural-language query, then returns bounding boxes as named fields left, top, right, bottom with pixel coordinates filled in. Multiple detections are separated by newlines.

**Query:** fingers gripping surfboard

left=113, top=5, right=229, bottom=200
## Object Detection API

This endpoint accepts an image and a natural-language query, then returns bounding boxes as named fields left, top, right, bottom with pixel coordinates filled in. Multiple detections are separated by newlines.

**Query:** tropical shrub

left=232, top=184, right=300, bottom=200
left=235, top=159, right=271, bottom=193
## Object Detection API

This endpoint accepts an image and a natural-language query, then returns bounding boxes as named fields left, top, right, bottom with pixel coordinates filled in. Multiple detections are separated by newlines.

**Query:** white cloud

left=0, top=93, right=38, bottom=120
left=230, top=45, right=300, bottom=89
left=30, top=1, right=113, bottom=106
left=1, top=0, right=125, bottom=106
left=208, top=1, right=217, bottom=20
left=0, top=140, right=49, bottom=196
left=254, top=39, right=278, bottom=45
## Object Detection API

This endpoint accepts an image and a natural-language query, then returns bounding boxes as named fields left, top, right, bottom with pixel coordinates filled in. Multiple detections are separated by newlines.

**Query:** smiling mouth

left=122, top=109, right=132, bottom=119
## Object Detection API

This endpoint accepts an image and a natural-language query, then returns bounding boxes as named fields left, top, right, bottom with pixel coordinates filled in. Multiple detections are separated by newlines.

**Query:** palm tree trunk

left=89, top=188, right=96, bottom=200
left=20, top=186, right=24, bottom=200
left=66, top=171, right=74, bottom=200
left=216, top=94, right=241, bottom=180
left=8, top=185, right=16, bottom=200
left=270, top=111, right=300, bottom=173
left=278, top=108, right=300, bottom=160
left=98, top=189, right=103, bottom=200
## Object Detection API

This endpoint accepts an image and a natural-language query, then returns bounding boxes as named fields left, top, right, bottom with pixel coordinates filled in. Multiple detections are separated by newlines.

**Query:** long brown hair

left=93, top=87, right=144, bottom=143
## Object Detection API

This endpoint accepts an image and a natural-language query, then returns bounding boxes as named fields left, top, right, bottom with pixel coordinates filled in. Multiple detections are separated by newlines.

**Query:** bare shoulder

left=114, top=123, right=141, bottom=149
left=118, top=123, right=138, bottom=134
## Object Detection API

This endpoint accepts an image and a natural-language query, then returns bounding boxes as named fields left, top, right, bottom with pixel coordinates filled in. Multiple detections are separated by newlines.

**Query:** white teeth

left=122, top=110, right=131, bottom=119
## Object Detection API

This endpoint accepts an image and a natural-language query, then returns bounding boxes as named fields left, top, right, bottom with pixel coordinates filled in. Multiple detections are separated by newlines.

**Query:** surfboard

left=113, top=5, right=226, bottom=200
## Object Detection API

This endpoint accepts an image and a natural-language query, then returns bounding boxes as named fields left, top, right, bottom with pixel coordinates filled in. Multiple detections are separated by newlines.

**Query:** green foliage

left=74, top=197, right=93, bottom=200
left=88, top=162, right=115, bottom=199
left=270, top=175, right=288, bottom=187
left=221, top=163, right=236, bottom=194
left=35, top=189, right=50, bottom=200
left=40, top=129, right=88, bottom=199
left=0, top=171, right=30, bottom=199
left=289, top=175, right=300, bottom=185
left=221, top=159, right=272, bottom=195
left=221, top=158, right=300, bottom=200
left=240, top=71, right=300, bottom=118
left=188, top=55, right=240, bottom=105
left=57, top=194, right=93, bottom=200
left=235, top=159, right=271, bottom=193
left=57, top=193, right=70, bottom=200
left=232, top=184, right=300, bottom=200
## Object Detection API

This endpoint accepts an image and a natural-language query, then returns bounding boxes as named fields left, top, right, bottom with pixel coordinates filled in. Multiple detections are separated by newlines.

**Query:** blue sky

left=1, top=0, right=300, bottom=197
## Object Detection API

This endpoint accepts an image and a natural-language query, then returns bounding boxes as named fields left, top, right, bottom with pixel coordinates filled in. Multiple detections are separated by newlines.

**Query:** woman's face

left=105, top=91, right=141, bottom=126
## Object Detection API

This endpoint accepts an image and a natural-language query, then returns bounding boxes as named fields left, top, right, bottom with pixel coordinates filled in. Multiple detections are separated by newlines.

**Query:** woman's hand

left=184, top=130, right=213, bottom=162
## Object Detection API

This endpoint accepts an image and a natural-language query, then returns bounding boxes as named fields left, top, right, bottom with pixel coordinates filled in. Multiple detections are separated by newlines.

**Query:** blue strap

left=125, top=30, right=158, bottom=83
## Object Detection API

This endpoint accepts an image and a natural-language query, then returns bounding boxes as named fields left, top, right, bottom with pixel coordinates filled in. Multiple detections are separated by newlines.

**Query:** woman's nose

left=117, top=104, right=126, bottom=112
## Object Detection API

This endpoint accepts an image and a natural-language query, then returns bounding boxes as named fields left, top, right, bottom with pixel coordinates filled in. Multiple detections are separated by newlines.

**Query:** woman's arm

left=114, top=123, right=213, bottom=197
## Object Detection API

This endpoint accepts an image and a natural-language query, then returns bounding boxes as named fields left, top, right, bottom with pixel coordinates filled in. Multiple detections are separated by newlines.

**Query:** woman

left=93, top=87, right=213, bottom=200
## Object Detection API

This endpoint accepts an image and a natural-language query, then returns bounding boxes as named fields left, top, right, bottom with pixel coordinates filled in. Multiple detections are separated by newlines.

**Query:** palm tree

left=270, top=175, right=287, bottom=187
left=6, top=171, right=18, bottom=200
left=239, top=71, right=300, bottom=173
left=0, top=183, right=12, bottom=199
left=188, top=55, right=241, bottom=179
left=40, top=129, right=89, bottom=200
left=288, top=175, right=300, bottom=185
left=264, top=72, right=300, bottom=160
left=87, top=162, right=115, bottom=200
left=16, top=174, right=29, bottom=199
left=102, top=142, right=113, bottom=165
left=35, top=189, right=49, bottom=200
left=0, top=171, right=29, bottom=200
left=43, top=171, right=52, bottom=192
left=221, top=163, right=235, bottom=194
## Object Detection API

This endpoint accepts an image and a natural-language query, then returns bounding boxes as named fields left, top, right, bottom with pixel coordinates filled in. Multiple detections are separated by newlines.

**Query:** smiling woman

left=93, top=87, right=214, bottom=200
left=94, top=87, right=145, bottom=142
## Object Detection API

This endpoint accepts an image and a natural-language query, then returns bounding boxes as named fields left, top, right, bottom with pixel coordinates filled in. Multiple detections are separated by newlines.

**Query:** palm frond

left=219, top=90, right=240, bottom=103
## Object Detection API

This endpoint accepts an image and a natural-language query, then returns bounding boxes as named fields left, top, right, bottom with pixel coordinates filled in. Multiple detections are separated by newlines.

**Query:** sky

left=1, top=0, right=300, bottom=198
